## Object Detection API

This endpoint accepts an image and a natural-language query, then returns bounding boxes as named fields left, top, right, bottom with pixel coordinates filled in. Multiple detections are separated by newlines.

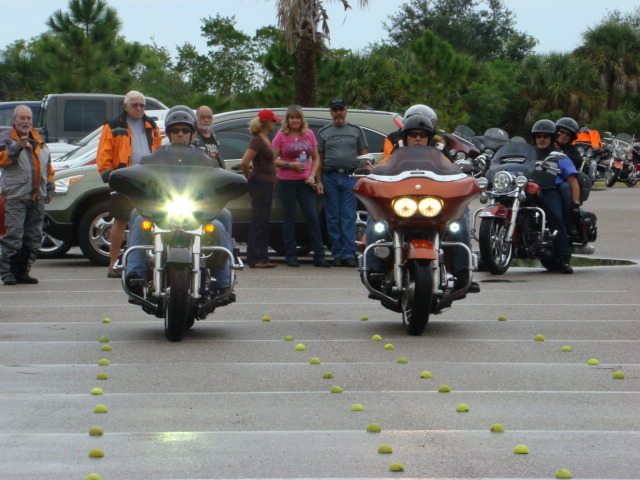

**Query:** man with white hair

left=0, top=105, right=54, bottom=285
left=96, top=91, right=162, bottom=277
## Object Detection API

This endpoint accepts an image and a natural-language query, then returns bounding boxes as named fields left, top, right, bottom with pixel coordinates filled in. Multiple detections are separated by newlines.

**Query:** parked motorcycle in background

left=473, top=143, right=597, bottom=275
left=606, top=133, right=638, bottom=188
left=472, top=128, right=510, bottom=166
left=574, top=127, right=607, bottom=183
left=355, top=148, right=480, bottom=335
left=446, top=126, right=486, bottom=177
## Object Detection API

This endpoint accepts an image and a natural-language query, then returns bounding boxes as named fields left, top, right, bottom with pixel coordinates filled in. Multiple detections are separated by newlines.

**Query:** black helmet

left=531, top=119, right=556, bottom=135
left=556, top=117, right=579, bottom=135
left=401, top=114, right=435, bottom=144
left=165, top=106, right=196, bottom=132
left=404, top=104, right=438, bottom=128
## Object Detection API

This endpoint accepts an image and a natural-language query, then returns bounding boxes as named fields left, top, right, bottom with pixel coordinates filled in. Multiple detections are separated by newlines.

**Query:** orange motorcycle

left=354, top=146, right=481, bottom=335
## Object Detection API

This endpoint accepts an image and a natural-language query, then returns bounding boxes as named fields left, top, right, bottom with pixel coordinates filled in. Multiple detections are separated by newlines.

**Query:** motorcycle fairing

left=486, top=142, right=538, bottom=184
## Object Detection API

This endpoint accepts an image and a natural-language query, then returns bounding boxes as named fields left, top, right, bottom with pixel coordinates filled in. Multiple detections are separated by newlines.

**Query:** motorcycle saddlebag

left=576, top=172, right=592, bottom=202
left=578, top=210, right=597, bottom=243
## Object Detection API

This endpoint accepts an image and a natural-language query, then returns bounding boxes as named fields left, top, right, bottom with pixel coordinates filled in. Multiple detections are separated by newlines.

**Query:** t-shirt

left=272, top=129, right=317, bottom=180
left=127, top=117, right=150, bottom=165
left=248, top=135, right=277, bottom=183
left=317, top=123, right=368, bottom=170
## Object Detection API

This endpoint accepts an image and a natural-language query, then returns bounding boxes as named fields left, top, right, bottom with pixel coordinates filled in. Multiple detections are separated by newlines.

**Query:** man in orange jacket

left=96, top=91, right=162, bottom=277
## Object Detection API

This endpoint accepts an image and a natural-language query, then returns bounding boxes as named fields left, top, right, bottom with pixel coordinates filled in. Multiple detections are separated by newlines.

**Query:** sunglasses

left=169, top=127, right=192, bottom=134
left=128, top=103, right=145, bottom=109
left=406, top=131, right=429, bottom=138
left=535, top=133, right=551, bottom=139
left=331, top=106, right=346, bottom=112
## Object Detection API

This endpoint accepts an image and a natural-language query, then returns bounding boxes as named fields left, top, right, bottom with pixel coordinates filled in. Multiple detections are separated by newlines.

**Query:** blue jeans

left=541, top=188, right=571, bottom=257
left=126, top=210, right=232, bottom=288
left=322, top=172, right=358, bottom=259
left=277, top=179, right=326, bottom=262
left=246, top=176, right=274, bottom=265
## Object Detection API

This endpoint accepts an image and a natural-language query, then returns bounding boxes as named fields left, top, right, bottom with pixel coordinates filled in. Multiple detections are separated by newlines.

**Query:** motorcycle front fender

left=166, top=246, right=193, bottom=264
left=405, top=239, right=437, bottom=260
left=611, top=160, right=623, bottom=170
left=478, top=203, right=510, bottom=220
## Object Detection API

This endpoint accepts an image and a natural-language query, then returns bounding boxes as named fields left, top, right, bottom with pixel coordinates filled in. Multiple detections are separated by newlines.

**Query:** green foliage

left=0, top=40, right=47, bottom=100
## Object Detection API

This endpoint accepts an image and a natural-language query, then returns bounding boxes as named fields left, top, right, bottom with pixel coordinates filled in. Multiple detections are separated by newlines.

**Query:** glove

left=100, top=169, right=113, bottom=183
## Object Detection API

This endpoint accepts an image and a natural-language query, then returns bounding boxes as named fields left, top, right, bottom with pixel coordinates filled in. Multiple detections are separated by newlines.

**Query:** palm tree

left=275, top=0, right=370, bottom=107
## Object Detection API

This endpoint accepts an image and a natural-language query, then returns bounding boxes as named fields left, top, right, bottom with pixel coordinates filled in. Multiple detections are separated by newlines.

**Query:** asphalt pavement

left=1, top=185, right=639, bottom=480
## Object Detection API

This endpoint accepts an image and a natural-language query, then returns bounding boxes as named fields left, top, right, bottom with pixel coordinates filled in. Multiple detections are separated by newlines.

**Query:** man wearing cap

left=317, top=98, right=368, bottom=267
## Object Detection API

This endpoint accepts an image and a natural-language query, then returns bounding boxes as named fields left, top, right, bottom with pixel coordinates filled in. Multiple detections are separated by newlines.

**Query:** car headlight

left=392, top=197, right=418, bottom=217
left=54, top=175, right=85, bottom=193
left=492, top=171, right=513, bottom=192
left=165, top=196, right=196, bottom=227
left=418, top=196, right=443, bottom=217
left=455, top=151, right=467, bottom=160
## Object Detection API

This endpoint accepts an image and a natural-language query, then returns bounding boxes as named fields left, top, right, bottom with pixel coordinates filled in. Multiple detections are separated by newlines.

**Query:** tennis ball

left=587, top=358, right=599, bottom=365
left=371, top=334, right=382, bottom=341
left=456, top=403, right=469, bottom=412
left=420, top=371, right=432, bottom=378
left=102, top=318, right=111, bottom=323
left=98, top=359, right=110, bottom=366
left=490, top=423, right=505, bottom=432
left=88, top=427, right=104, bottom=436
left=90, top=388, right=104, bottom=395
left=284, top=335, right=294, bottom=341
left=367, top=423, right=381, bottom=433
left=613, top=370, right=625, bottom=379
left=384, top=343, right=394, bottom=350
left=310, top=357, right=321, bottom=364
left=360, top=315, right=369, bottom=321
left=101, top=345, right=112, bottom=351
left=389, top=462, right=404, bottom=472
left=94, top=405, right=108, bottom=413
left=513, top=444, right=529, bottom=454
left=96, top=373, right=109, bottom=380
left=86, top=475, right=103, bottom=480
left=88, top=449, right=104, bottom=458
left=330, top=386, right=343, bottom=393
left=98, top=336, right=109, bottom=343
left=534, top=334, right=545, bottom=341
left=438, top=385, right=451, bottom=392
left=498, top=315, right=507, bottom=321
left=261, top=316, right=271, bottom=322
left=555, top=469, right=572, bottom=479
left=397, top=357, right=408, bottom=364
left=561, top=346, right=572, bottom=352
left=294, top=344, right=306, bottom=351
left=351, top=404, right=364, bottom=411
left=322, top=372, right=334, bottom=379
left=378, top=444, right=393, bottom=454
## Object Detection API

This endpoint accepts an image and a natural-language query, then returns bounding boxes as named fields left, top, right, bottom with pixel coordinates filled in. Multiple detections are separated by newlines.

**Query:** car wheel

left=37, top=232, right=71, bottom=258
left=77, top=201, right=115, bottom=266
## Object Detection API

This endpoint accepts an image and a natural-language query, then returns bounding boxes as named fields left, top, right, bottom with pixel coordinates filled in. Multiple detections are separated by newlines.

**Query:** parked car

left=40, top=107, right=402, bottom=264
left=0, top=101, right=42, bottom=129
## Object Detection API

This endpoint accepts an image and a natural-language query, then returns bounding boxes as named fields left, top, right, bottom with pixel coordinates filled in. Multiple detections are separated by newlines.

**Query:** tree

left=0, top=41, right=47, bottom=100
left=275, top=0, right=370, bottom=107
left=384, top=0, right=536, bottom=62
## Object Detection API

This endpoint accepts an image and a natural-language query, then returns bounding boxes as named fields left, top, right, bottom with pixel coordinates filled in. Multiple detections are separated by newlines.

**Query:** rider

left=124, top=107, right=234, bottom=298
left=382, top=104, right=440, bottom=161
left=555, top=117, right=582, bottom=170
left=531, top=119, right=581, bottom=274
left=365, top=112, right=479, bottom=293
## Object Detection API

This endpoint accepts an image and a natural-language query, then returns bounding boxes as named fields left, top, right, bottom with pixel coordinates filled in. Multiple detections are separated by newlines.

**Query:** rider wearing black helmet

left=555, top=117, right=582, bottom=170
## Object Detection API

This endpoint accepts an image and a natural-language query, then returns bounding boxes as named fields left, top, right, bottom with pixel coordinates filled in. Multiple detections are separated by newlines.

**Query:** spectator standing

left=240, top=109, right=280, bottom=268
left=96, top=91, right=162, bottom=277
left=272, top=105, right=330, bottom=268
left=317, top=98, right=368, bottom=267
left=0, top=105, right=54, bottom=285
left=192, top=105, right=225, bottom=169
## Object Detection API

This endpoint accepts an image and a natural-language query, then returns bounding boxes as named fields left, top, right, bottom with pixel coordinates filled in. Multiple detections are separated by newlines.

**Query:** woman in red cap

left=240, top=109, right=281, bottom=268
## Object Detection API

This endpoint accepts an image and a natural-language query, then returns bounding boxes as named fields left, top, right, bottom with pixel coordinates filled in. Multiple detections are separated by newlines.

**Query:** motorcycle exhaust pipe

left=573, top=244, right=595, bottom=255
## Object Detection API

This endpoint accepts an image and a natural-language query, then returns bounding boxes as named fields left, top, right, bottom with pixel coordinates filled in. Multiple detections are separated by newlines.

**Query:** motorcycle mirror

left=357, top=153, right=375, bottom=166
left=455, top=159, right=472, bottom=173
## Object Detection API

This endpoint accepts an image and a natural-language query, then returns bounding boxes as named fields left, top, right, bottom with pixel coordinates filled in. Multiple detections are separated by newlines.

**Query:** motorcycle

left=446, top=126, right=486, bottom=177
left=354, top=146, right=481, bottom=335
left=109, top=147, right=247, bottom=341
left=472, top=127, right=510, bottom=166
left=606, top=134, right=638, bottom=188
left=472, top=143, right=597, bottom=275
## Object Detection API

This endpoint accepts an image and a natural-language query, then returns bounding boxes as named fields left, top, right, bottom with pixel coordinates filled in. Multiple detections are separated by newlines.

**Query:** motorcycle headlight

left=586, top=148, right=594, bottom=158
left=392, top=197, right=418, bottom=217
left=455, top=151, right=467, bottom=161
left=492, top=171, right=513, bottom=192
left=577, top=146, right=585, bottom=156
left=478, top=177, right=489, bottom=190
left=485, top=148, right=495, bottom=158
left=418, top=196, right=443, bottom=217
left=165, top=196, right=196, bottom=227
left=515, top=175, right=528, bottom=188
left=449, top=149, right=457, bottom=158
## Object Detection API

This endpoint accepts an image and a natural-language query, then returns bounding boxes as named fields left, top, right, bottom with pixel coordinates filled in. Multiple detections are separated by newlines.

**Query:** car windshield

left=373, top=146, right=461, bottom=176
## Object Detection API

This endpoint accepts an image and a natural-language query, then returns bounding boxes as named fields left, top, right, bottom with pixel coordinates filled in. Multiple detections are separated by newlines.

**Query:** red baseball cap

left=257, top=109, right=282, bottom=122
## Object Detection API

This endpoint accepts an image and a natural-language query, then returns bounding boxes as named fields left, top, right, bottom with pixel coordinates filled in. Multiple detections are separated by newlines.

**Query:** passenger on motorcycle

left=532, top=119, right=581, bottom=274
left=124, top=107, right=234, bottom=297
left=555, top=117, right=582, bottom=170
left=366, top=112, right=479, bottom=292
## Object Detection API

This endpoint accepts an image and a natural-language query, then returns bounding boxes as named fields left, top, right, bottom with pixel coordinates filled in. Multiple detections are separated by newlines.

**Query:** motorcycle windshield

left=109, top=146, right=247, bottom=222
left=373, top=146, right=462, bottom=177
left=453, top=125, right=475, bottom=141
left=486, top=142, right=538, bottom=182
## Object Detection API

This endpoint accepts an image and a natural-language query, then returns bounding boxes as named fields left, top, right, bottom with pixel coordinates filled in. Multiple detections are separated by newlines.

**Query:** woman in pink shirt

left=272, top=105, right=330, bottom=268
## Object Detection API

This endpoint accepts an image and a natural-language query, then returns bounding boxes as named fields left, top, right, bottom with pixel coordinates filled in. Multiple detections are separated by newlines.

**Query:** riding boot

left=15, top=263, right=39, bottom=284
left=557, top=256, right=573, bottom=274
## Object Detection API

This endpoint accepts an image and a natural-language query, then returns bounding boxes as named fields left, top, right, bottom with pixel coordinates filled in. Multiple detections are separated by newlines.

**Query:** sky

left=0, top=0, right=636, bottom=57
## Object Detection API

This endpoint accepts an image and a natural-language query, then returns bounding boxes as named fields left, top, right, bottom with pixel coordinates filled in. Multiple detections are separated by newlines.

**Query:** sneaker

left=107, top=267, right=121, bottom=278
left=332, top=257, right=343, bottom=267
left=2, top=273, right=17, bottom=286
left=286, top=260, right=300, bottom=267
left=15, top=273, right=39, bottom=284
left=343, top=257, right=357, bottom=268
left=313, top=260, right=331, bottom=268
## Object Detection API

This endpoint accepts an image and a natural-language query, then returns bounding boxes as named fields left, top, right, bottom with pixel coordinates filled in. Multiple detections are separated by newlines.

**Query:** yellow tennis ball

left=96, top=373, right=109, bottom=380
left=587, top=358, right=599, bottom=365
left=284, top=335, right=294, bottom=341
left=88, top=427, right=104, bottom=436
left=88, top=448, right=104, bottom=458
left=561, top=346, right=572, bottom=352
left=86, top=474, right=103, bottom=480
left=367, top=423, right=381, bottom=433
left=101, top=345, right=112, bottom=351
left=378, top=444, right=393, bottom=454
left=383, top=343, right=394, bottom=350
left=322, top=372, right=334, bottom=379
left=261, top=316, right=271, bottom=322
left=613, top=370, right=625, bottom=379
left=102, top=318, right=111, bottom=323
left=389, top=462, right=404, bottom=471
left=420, top=371, right=432, bottom=378
left=98, top=359, right=110, bottom=366
left=555, top=469, right=572, bottom=479
left=351, top=404, right=364, bottom=411
left=498, top=315, right=507, bottom=321
left=438, top=385, right=451, bottom=392
left=90, top=388, right=104, bottom=395
left=456, top=403, right=469, bottom=412
left=371, top=334, right=382, bottom=341
left=310, top=357, right=321, bottom=364
left=294, top=344, right=306, bottom=351
left=490, top=423, right=505, bottom=432
left=98, top=336, right=109, bottom=343
left=534, top=334, right=545, bottom=341
left=360, top=315, right=369, bottom=321
left=330, top=386, right=343, bottom=393
left=94, top=405, right=108, bottom=413
left=513, top=444, right=529, bottom=454
left=397, top=357, right=408, bottom=364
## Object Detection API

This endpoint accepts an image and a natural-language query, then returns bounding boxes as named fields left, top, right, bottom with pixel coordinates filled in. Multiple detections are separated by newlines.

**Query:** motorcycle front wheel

left=401, top=260, right=432, bottom=336
left=479, top=217, right=513, bottom=275
left=605, top=168, right=620, bottom=188
left=165, top=264, right=192, bottom=342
